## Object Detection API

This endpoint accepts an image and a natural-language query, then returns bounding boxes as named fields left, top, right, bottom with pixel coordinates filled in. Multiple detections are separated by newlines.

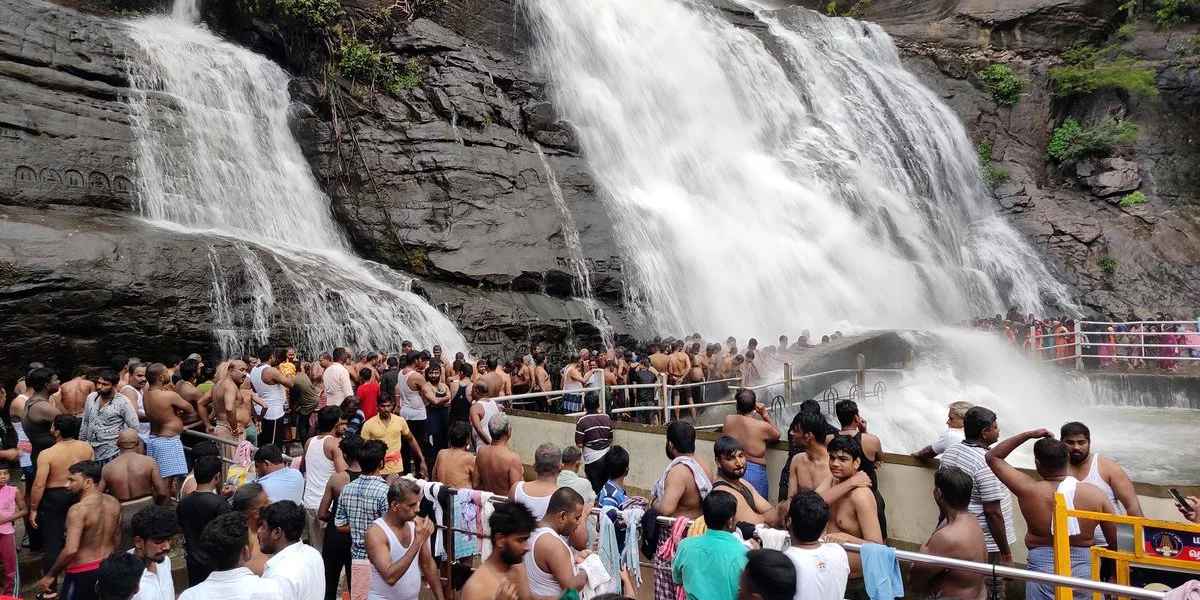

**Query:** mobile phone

left=1169, top=488, right=1189, bottom=507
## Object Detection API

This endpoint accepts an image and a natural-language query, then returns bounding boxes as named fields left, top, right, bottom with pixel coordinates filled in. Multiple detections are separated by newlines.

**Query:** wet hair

left=948, top=401, right=973, bottom=420
left=666, top=421, right=696, bottom=454
left=486, top=356, right=499, bottom=371
left=1060, top=421, right=1090, bottom=440
left=231, top=482, right=266, bottom=512
left=389, top=479, right=421, bottom=504
left=799, top=399, right=821, bottom=414
left=254, top=444, right=285, bottom=465
left=787, top=490, right=829, bottom=543
left=963, top=406, right=997, bottom=440
left=743, top=549, right=798, bottom=600
left=332, top=347, right=349, bottom=362
left=180, top=358, right=200, bottom=382
left=194, top=455, right=223, bottom=485
left=827, top=435, right=862, bottom=463
left=146, top=363, right=169, bottom=386
left=702, top=490, right=738, bottom=531
left=340, top=435, right=365, bottom=462
left=131, top=505, right=177, bottom=542
left=713, top=435, right=742, bottom=459
left=935, top=467, right=973, bottom=511
left=604, top=445, right=630, bottom=480
left=834, top=399, right=860, bottom=427
left=459, top=363, right=474, bottom=378
left=584, top=392, right=601, bottom=412
left=261, top=500, right=306, bottom=542
left=97, top=368, right=119, bottom=385
left=490, top=501, right=536, bottom=542
left=534, top=443, right=562, bottom=475
left=359, top=440, right=387, bottom=474
left=488, top=413, right=511, bottom=441
left=97, top=552, right=145, bottom=600
left=546, top=486, right=584, bottom=516
left=1034, top=438, right=1069, bottom=471
left=316, top=405, right=342, bottom=433
left=54, top=414, right=81, bottom=440
left=448, top=421, right=470, bottom=448
left=385, top=356, right=400, bottom=369
left=201, top=513, right=250, bottom=570
left=192, top=441, right=219, bottom=459
left=561, top=445, right=582, bottom=465
left=26, top=367, right=56, bottom=392
left=792, top=410, right=829, bottom=441
left=735, top=389, right=756, bottom=414
left=358, top=367, right=373, bottom=383
left=70, top=460, right=102, bottom=484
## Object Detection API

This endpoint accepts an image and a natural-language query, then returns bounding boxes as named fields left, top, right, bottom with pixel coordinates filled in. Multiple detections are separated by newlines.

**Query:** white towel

left=755, top=525, right=790, bottom=551
left=1056, top=477, right=1083, bottom=536
left=578, top=553, right=613, bottom=600
left=480, top=492, right=496, bottom=560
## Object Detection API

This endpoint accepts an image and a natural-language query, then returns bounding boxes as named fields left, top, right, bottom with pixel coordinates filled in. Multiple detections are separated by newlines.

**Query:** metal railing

left=1023, top=320, right=1197, bottom=370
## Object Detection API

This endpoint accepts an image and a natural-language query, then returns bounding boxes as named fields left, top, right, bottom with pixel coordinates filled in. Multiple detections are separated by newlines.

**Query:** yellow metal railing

left=1053, top=492, right=1200, bottom=600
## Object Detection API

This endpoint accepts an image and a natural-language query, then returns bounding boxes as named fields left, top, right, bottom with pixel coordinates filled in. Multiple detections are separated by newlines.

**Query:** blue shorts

left=744, top=461, right=769, bottom=500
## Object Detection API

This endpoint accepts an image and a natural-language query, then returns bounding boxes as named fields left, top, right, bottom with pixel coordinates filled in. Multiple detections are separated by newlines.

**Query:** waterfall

left=525, top=0, right=1074, bottom=339
left=126, top=1, right=467, bottom=355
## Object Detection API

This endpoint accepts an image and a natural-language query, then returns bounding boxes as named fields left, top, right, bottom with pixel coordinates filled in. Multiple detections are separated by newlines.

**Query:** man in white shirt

left=179, top=512, right=282, bottom=600
left=260, top=500, right=325, bottom=600
left=322, top=348, right=354, bottom=408
left=255, top=444, right=304, bottom=504
left=782, top=491, right=850, bottom=600
left=911, top=401, right=972, bottom=461
left=128, top=506, right=176, bottom=600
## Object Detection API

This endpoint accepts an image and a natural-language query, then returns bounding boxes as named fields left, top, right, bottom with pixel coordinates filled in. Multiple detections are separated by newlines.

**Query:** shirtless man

left=461, top=502, right=534, bottom=600
left=480, top=357, right=509, bottom=401
left=199, top=360, right=252, bottom=458
left=787, top=410, right=832, bottom=497
left=118, top=363, right=149, bottom=439
left=433, top=421, right=478, bottom=489
left=689, top=342, right=706, bottom=385
left=648, top=344, right=670, bottom=375
left=911, top=467, right=987, bottom=600
left=143, top=363, right=197, bottom=494
left=652, top=421, right=714, bottom=519
left=835, top=399, right=883, bottom=469
left=101, top=429, right=169, bottom=551
left=475, top=414, right=524, bottom=496
left=722, top=389, right=780, bottom=499
left=511, top=357, right=532, bottom=396
left=531, top=354, right=553, bottom=412
left=58, top=367, right=95, bottom=417
left=31, top=414, right=95, bottom=594
left=817, top=436, right=885, bottom=600
left=986, top=430, right=1116, bottom=600
left=667, top=342, right=693, bottom=420
left=711, top=436, right=778, bottom=526
left=38, top=461, right=121, bottom=600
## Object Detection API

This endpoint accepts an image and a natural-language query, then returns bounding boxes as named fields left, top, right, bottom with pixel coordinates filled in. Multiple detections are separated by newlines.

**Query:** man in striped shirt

left=937, top=406, right=1014, bottom=600
left=575, top=393, right=612, bottom=494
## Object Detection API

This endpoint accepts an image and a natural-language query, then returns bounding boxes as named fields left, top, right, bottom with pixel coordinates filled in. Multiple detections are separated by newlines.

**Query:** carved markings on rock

left=13, top=165, right=131, bottom=194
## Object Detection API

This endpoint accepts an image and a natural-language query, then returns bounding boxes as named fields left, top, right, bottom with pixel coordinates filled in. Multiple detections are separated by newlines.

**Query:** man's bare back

left=657, top=461, right=714, bottom=519
left=722, top=413, right=778, bottom=465
left=102, top=452, right=167, bottom=503
left=59, top=377, right=94, bottom=417
left=69, top=491, right=121, bottom=565
left=476, top=445, right=523, bottom=495
left=433, top=448, right=477, bottom=489
left=916, top=516, right=987, bottom=600
left=40, top=441, right=96, bottom=488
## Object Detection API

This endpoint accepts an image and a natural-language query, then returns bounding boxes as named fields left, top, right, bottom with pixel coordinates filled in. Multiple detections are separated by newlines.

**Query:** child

left=0, top=468, right=26, bottom=595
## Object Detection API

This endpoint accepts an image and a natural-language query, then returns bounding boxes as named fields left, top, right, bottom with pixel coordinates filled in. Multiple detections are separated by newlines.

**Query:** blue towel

left=860, top=542, right=904, bottom=600
left=743, top=461, right=769, bottom=499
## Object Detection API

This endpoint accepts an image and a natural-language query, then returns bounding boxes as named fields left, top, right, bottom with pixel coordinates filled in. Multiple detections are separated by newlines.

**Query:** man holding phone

left=1174, top=490, right=1199, bottom=523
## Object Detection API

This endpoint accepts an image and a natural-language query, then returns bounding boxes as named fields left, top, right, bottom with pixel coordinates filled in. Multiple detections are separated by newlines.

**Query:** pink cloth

left=656, top=516, right=692, bottom=600
left=1164, top=580, right=1200, bottom=600
left=0, top=487, right=17, bottom=535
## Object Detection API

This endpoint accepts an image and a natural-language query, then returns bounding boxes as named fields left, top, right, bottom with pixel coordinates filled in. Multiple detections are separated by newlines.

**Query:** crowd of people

left=970, top=309, right=1199, bottom=371
left=0, top=333, right=1196, bottom=600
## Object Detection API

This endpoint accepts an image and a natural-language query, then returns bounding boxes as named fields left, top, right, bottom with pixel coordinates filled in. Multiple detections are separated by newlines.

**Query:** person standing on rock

left=143, top=363, right=196, bottom=496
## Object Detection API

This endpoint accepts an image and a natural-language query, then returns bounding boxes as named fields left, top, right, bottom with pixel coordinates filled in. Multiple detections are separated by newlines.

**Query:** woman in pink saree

left=1099, top=325, right=1116, bottom=368
left=1159, top=325, right=1178, bottom=372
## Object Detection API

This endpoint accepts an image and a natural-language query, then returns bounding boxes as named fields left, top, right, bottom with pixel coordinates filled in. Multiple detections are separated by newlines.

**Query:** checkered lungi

left=146, top=434, right=188, bottom=478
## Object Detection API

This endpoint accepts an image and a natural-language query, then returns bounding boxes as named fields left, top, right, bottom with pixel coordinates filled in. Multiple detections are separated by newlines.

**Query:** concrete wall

left=506, top=411, right=1194, bottom=564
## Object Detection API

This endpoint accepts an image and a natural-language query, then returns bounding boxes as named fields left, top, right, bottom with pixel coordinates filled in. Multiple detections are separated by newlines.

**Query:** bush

left=1118, top=191, right=1148, bottom=207
left=1097, top=255, right=1118, bottom=277
left=1050, top=47, right=1158, bottom=99
left=1153, top=0, right=1195, bottom=28
left=1114, top=23, right=1136, bottom=41
left=977, top=64, right=1028, bottom=106
left=1047, top=118, right=1138, bottom=162
left=276, top=0, right=342, bottom=25
left=976, top=142, right=1011, bottom=189
left=338, top=39, right=383, bottom=81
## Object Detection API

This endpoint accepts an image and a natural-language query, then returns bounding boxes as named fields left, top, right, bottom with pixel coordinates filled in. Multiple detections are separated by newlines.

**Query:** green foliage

left=1097, top=255, right=1118, bottom=277
left=117, top=7, right=140, bottom=17
left=977, top=64, right=1028, bottom=106
left=1152, top=0, right=1195, bottom=28
left=1178, top=35, right=1200, bottom=55
left=1118, top=0, right=1137, bottom=12
left=976, top=142, right=1011, bottom=189
left=337, top=39, right=383, bottom=81
left=1114, top=23, right=1136, bottom=41
left=397, top=59, right=423, bottom=89
left=1047, top=118, right=1138, bottom=162
left=1119, top=191, right=1148, bottom=207
left=1049, top=46, right=1158, bottom=99
left=826, top=0, right=838, bottom=15
left=824, top=0, right=872, bottom=17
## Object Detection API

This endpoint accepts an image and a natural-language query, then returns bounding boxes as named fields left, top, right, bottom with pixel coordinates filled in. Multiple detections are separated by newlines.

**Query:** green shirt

left=671, top=529, right=748, bottom=600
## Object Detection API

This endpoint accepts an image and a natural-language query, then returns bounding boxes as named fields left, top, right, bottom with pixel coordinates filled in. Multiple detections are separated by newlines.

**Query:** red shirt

left=357, top=381, right=381, bottom=419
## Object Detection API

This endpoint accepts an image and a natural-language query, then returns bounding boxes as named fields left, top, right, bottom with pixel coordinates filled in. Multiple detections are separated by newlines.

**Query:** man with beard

left=525, top=488, right=589, bottom=600
left=117, top=363, right=149, bottom=440
left=39, top=461, right=121, bottom=600
left=816, top=436, right=884, bottom=600
left=461, top=502, right=536, bottom=600
left=301, top=406, right=347, bottom=551
left=361, top=396, right=426, bottom=479
left=1061, top=421, right=1142, bottom=582
left=711, top=436, right=778, bottom=527
left=364, top=480, right=444, bottom=600
left=80, top=370, right=140, bottom=465
left=421, top=363, right=451, bottom=462
left=128, top=506, right=177, bottom=600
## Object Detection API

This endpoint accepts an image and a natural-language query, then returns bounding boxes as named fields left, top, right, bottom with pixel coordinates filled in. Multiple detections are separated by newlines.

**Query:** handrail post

left=1054, top=492, right=1073, bottom=600
left=1080, top=321, right=1089, bottom=367
left=855, top=354, right=866, bottom=397
left=783, top=362, right=793, bottom=407
left=658, top=372, right=669, bottom=424
left=599, top=371, right=608, bottom=414
left=1029, top=325, right=1037, bottom=361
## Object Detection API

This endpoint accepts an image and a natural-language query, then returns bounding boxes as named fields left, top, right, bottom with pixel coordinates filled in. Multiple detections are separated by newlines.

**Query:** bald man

left=101, top=429, right=169, bottom=551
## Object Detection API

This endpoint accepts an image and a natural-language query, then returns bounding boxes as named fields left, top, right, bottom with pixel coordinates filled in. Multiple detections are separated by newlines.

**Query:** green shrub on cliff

left=976, top=142, right=1011, bottom=189
left=1049, top=46, right=1157, bottom=99
left=1097, top=255, right=1118, bottom=277
left=1153, top=0, right=1195, bottom=28
left=338, top=39, right=383, bottom=81
left=977, top=64, right=1028, bottom=106
left=278, top=0, right=341, bottom=24
left=1119, top=191, right=1148, bottom=207
left=1047, top=117, right=1137, bottom=162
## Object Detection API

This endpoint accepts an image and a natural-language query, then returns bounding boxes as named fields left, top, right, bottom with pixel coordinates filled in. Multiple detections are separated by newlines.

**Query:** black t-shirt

left=178, top=491, right=231, bottom=565
left=631, top=369, right=657, bottom=403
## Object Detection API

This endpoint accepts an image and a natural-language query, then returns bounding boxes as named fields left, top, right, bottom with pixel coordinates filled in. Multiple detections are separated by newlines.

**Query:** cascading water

left=525, top=0, right=1073, bottom=339
left=126, top=0, right=467, bottom=355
